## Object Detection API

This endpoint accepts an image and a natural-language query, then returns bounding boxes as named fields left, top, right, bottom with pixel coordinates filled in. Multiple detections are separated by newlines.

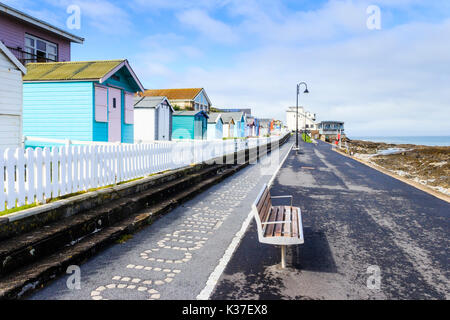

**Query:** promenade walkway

left=29, top=139, right=293, bottom=300
left=211, top=140, right=449, bottom=300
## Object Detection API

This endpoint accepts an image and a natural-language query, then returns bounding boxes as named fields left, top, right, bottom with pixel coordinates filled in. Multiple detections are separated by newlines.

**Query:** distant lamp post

left=295, top=82, right=309, bottom=152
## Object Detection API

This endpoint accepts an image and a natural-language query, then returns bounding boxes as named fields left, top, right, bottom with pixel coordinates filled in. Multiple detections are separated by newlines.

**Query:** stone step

left=0, top=162, right=247, bottom=299
left=0, top=164, right=224, bottom=278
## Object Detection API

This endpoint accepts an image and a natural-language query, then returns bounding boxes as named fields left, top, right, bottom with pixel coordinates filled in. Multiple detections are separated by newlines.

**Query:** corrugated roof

left=221, top=113, right=235, bottom=124
left=173, top=110, right=208, bottom=118
left=208, top=113, right=222, bottom=123
left=23, top=60, right=125, bottom=81
left=223, top=112, right=244, bottom=123
left=142, top=88, right=203, bottom=100
left=134, top=96, right=165, bottom=108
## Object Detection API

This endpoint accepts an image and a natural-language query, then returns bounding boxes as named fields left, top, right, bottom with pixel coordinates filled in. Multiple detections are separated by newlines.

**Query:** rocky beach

left=341, top=139, right=450, bottom=196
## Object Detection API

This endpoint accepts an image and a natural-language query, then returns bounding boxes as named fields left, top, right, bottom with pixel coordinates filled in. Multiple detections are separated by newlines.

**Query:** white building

left=0, top=41, right=26, bottom=149
left=134, top=96, right=174, bottom=142
left=286, top=106, right=318, bottom=132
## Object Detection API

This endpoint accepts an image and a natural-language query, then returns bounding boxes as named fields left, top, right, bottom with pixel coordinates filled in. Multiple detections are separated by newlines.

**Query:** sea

left=349, top=136, right=450, bottom=147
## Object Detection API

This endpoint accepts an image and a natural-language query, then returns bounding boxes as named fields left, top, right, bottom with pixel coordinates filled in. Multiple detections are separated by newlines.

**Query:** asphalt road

left=211, top=140, right=449, bottom=300
left=28, top=139, right=293, bottom=300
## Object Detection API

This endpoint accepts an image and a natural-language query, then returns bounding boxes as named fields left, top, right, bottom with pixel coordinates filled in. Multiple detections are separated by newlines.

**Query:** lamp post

left=295, top=82, right=309, bottom=152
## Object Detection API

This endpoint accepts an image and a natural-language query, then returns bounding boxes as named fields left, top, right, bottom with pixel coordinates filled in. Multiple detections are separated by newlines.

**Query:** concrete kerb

left=332, top=147, right=450, bottom=203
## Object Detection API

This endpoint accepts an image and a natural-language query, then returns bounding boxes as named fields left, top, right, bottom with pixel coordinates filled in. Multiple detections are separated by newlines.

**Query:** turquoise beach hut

left=22, top=59, right=144, bottom=147
left=172, top=110, right=209, bottom=140
left=207, top=113, right=223, bottom=140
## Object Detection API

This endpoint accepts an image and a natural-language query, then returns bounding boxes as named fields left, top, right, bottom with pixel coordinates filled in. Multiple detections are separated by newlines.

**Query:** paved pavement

left=28, top=139, right=293, bottom=300
left=211, top=140, right=449, bottom=300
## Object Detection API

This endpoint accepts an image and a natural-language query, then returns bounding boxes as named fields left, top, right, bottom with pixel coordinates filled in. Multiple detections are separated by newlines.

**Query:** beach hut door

left=194, top=118, right=202, bottom=140
left=108, top=88, right=122, bottom=142
left=158, top=104, right=168, bottom=140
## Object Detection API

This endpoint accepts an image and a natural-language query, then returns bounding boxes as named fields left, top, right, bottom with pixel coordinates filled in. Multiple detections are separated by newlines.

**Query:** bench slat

left=257, top=188, right=271, bottom=223
left=259, top=194, right=271, bottom=226
left=264, top=207, right=278, bottom=237
left=256, top=188, right=270, bottom=212
left=292, top=207, right=299, bottom=238
left=283, top=206, right=292, bottom=237
left=274, top=207, right=284, bottom=237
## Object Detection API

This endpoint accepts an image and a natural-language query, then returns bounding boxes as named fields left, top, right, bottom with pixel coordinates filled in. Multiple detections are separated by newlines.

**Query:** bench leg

left=281, top=245, right=286, bottom=268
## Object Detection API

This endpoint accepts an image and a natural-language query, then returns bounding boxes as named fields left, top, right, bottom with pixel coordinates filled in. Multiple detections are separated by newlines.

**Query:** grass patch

left=0, top=176, right=150, bottom=218
left=116, top=234, right=133, bottom=244
left=0, top=203, right=38, bottom=217
left=302, top=133, right=312, bottom=143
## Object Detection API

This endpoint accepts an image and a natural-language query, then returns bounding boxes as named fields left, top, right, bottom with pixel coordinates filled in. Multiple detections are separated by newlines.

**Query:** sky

left=3, top=0, right=450, bottom=137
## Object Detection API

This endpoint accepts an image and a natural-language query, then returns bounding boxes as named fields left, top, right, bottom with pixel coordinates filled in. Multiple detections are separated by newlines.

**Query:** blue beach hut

left=22, top=59, right=144, bottom=147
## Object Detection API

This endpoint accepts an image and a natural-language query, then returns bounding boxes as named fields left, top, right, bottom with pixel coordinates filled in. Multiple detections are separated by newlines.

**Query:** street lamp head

left=304, top=88, right=309, bottom=94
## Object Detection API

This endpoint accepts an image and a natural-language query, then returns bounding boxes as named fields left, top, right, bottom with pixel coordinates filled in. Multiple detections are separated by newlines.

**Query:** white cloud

left=43, top=0, right=132, bottom=34
left=132, top=0, right=228, bottom=11
left=176, top=9, right=239, bottom=44
left=161, top=16, right=450, bottom=136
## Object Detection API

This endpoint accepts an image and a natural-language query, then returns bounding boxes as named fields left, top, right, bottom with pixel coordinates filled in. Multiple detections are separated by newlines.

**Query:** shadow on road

left=290, top=227, right=337, bottom=273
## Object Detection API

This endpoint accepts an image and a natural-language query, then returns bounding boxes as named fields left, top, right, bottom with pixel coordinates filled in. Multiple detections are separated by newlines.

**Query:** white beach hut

left=134, top=96, right=174, bottom=142
left=0, top=41, right=26, bottom=149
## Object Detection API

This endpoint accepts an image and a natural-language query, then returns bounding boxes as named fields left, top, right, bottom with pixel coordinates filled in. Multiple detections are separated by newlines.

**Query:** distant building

left=217, top=108, right=251, bottom=116
left=286, top=106, right=317, bottom=132
left=318, top=121, right=345, bottom=141
left=141, top=88, right=211, bottom=112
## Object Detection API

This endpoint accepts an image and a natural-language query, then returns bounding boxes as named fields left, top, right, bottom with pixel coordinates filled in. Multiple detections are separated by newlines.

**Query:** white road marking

left=196, top=142, right=294, bottom=300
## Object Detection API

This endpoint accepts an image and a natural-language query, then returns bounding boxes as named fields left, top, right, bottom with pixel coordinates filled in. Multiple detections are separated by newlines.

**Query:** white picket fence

left=1, top=134, right=287, bottom=211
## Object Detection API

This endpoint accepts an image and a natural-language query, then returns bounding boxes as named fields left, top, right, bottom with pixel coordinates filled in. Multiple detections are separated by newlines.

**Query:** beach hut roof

left=224, top=112, right=245, bottom=123
left=23, top=59, right=144, bottom=91
left=142, top=88, right=200, bottom=100
left=173, top=110, right=209, bottom=118
left=134, top=96, right=174, bottom=111
left=207, top=113, right=223, bottom=124
left=0, top=41, right=26, bottom=74
left=221, top=113, right=235, bottom=124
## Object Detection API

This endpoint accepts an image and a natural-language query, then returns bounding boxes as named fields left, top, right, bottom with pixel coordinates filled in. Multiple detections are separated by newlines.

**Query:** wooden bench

left=252, top=183, right=304, bottom=268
